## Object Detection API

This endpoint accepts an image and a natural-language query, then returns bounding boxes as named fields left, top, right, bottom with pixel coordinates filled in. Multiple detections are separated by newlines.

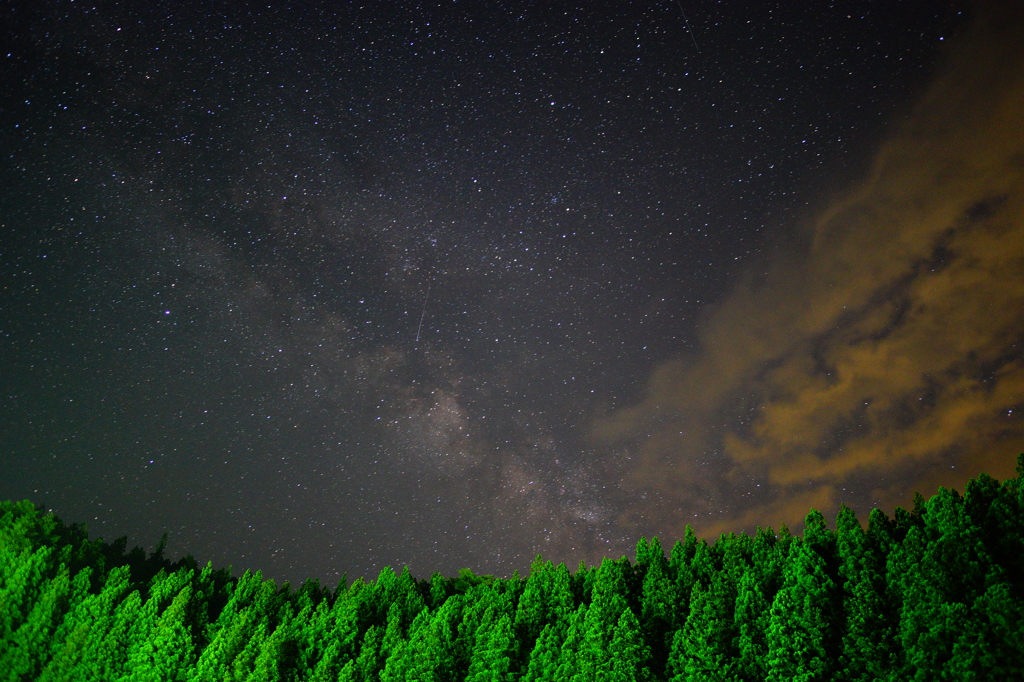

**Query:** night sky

left=3, top=0, right=1023, bottom=587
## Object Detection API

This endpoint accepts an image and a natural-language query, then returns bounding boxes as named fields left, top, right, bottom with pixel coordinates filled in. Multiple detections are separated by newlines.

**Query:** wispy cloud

left=595, top=2, right=1024, bottom=538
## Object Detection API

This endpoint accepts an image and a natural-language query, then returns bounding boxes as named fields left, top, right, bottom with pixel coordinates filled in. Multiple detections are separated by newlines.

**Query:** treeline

left=2, top=459, right=1024, bottom=681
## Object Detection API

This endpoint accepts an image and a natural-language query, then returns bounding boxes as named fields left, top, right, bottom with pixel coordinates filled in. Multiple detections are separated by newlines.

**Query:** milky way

left=1, top=1, right=974, bottom=585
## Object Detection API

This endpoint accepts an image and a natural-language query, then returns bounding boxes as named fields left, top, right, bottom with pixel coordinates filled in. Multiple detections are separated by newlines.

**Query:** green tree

left=380, top=596, right=463, bottom=682
left=515, top=557, right=551, bottom=649
left=0, top=545, right=55, bottom=644
left=191, top=605, right=262, bottom=682
left=429, top=571, right=450, bottom=610
left=946, top=581, right=1024, bottom=680
left=455, top=583, right=512, bottom=678
left=99, top=589, right=144, bottom=679
left=39, top=565, right=132, bottom=681
left=891, top=486, right=992, bottom=679
left=0, top=564, right=71, bottom=681
left=607, top=607, right=647, bottom=682
left=123, top=584, right=198, bottom=682
left=669, top=526, right=699, bottom=587
left=351, top=625, right=384, bottom=682
left=308, top=638, right=345, bottom=682
left=733, top=569, right=768, bottom=682
left=426, top=595, right=463, bottom=681
left=514, top=557, right=573, bottom=657
left=466, top=612, right=516, bottom=682
left=836, top=504, right=892, bottom=681
left=553, top=603, right=588, bottom=681
left=373, top=567, right=425, bottom=629
left=300, top=590, right=363, bottom=681
left=574, top=558, right=629, bottom=682
left=639, top=538, right=675, bottom=675
left=378, top=609, right=417, bottom=682
left=231, top=621, right=268, bottom=681
left=246, top=604, right=298, bottom=682
left=765, top=517, right=835, bottom=682
left=668, top=573, right=735, bottom=682
left=521, top=622, right=565, bottom=682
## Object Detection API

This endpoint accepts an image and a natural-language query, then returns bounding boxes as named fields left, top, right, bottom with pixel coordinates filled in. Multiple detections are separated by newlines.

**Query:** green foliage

left=733, top=568, right=768, bottom=681
left=123, top=584, right=198, bottom=682
left=521, top=621, right=564, bottom=682
left=0, top=564, right=70, bottom=682
left=765, top=518, right=837, bottom=682
left=465, top=612, right=515, bottom=682
left=608, top=607, right=647, bottom=682
left=2, top=456, right=1024, bottom=680
left=638, top=537, right=675, bottom=676
left=668, top=572, right=736, bottom=682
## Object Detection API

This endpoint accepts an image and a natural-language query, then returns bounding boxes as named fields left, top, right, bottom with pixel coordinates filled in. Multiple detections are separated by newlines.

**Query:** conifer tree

left=639, top=537, right=675, bottom=675
left=515, top=557, right=551, bottom=647
left=836, top=504, right=891, bottom=681
left=0, top=545, right=54, bottom=643
left=38, top=565, right=131, bottom=682
left=247, top=604, right=297, bottom=682
left=946, top=581, right=1024, bottom=679
left=573, top=561, right=592, bottom=605
left=123, top=584, right=198, bottom=682
left=308, top=638, right=345, bottom=682
left=589, top=557, right=629, bottom=632
left=465, top=612, right=516, bottom=682
left=373, top=567, right=425, bottom=629
left=98, top=589, right=144, bottom=680
left=573, top=558, right=629, bottom=681
left=455, top=587, right=495, bottom=675
left=608, top=607, right=647, bottom=682
left=336, top=658, right=358, bottom=682
left=720, top=533, right=753, bottom=583
left=765, top=515, right=836, bottom=682
left=378, top=602, right=406, bottom=674
left=350, top=625, right=384, bottom=682
left=231, top=621, right=269, bottom=681
left=292, top=597, right=330, bottom=678
left=191, top=605, right=261, bottom=681
left=668, top=573, right=735, bottom=682
left=426, top=595, right=464, bottom=682
left=0, top=564, right=70, bottom=681
left=379, top=608, right=422, bottom=682
left=429, top=572, right=449, bottom=610
left=553, top=603, right=587, bottom=681
left=891, top=486, right=994, bottom=679
left=521, top=621, right=565, bottom=682
left=733, top=568, right=768, bottom=682
left=675, top=538, right=717, bottom=627
left=299, top=590, right=362, bottom=681
left=4, top=456, right=1024, bottom=682
left=548, top=563, right=575, bottom=624
left=669, top=526, right=699, bottom=584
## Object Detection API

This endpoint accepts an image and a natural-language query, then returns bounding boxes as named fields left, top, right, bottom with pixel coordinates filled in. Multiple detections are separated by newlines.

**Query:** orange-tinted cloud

left=594, top=2, right=1024, bottom=538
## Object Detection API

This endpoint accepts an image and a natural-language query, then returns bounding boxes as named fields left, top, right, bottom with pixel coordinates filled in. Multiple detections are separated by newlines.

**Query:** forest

left=2, top=458, right=1023, bottom=681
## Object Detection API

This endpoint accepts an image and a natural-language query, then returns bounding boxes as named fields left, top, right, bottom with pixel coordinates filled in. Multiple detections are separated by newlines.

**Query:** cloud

left=594, top=2, right=1024, bottom=538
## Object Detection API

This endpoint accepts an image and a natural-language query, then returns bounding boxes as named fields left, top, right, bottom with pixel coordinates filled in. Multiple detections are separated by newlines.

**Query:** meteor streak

left=415, top=283, right=431, bottom=342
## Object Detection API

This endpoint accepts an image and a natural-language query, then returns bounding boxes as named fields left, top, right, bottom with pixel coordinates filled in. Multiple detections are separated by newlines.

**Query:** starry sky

left=3, top=0, right=1023, bottom=587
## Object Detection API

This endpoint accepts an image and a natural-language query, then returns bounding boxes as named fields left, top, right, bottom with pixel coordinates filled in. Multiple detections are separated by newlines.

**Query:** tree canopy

left=2, top=455, right=1024, bottom=680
